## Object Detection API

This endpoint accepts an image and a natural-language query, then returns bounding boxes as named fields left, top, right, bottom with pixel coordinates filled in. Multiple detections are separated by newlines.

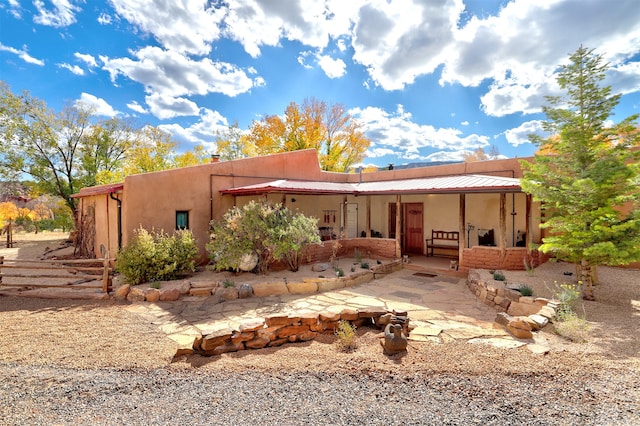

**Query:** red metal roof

left=71, top=183, right=124, bottom=198
left=220, top=174, right=521, bottom=196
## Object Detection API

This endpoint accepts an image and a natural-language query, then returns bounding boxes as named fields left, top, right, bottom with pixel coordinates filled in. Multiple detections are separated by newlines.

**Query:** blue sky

left=1, top=0, right=639, bottom=168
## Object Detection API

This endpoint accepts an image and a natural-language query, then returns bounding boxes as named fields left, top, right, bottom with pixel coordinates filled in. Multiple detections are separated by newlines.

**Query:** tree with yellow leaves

left=244, top=98, right=370, bottom=172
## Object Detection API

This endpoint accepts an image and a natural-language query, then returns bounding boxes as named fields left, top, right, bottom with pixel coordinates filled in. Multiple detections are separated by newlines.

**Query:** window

left=176, top=211, right=189, bottom=230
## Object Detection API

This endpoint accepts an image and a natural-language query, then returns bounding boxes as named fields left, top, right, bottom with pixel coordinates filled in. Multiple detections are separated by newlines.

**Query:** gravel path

left=1, top=359, right=638, bottom=425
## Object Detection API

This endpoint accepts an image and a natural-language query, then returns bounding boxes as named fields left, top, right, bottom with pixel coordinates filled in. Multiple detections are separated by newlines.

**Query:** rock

left=297, top=330, right=317, bottom=341
left=507, top=301, right=540, bottom=316
left=159, top=287, right=181, bottom=302
left=286, top=281, right=318, bottom=294
left=252, top=281, right=289, bottom=297
left=113, top=284, right=130, bottom=301
left=358, top=307, right=388, bottom=318
left=238, top=283, right=253, bottom=298
left=221, top=287, right=239, bottom=301
left=190, top=281, right=218, bottom=289
left=319, top=312, right=340, bottom=322
left=381, top=323, right=408, bottom=355
left=311, top=262, right=330, bottom=272
left=537, top=305, right=557, bottom=319
left=210, top=342, right=244, bottom=355
left=529, top=314, right=549, bottom=329
left=506, top=325, right=533, bottom=339
left=238, top=319, right=265, bottom=332
left=127, top=287, right=146, bottom=302
left=145, top=288, right=160, bottom=302
left=340, top=309, right=359, bottom=321
left=265, top=315, right=299, bottom=327
left=494, top=312, right=513, bottom=327
left=190, top=287, right=213, bottom=297
left=231, top=331, right=255, bottom=344
left=178, top=280, right=191, bottom=295
left=200, top=328, right=233, bottom=352
left=276, top=324, right=309, bottom=338
left=245, top=336, right=270, bottom=349
left=239, top=253, right=258, bottom=272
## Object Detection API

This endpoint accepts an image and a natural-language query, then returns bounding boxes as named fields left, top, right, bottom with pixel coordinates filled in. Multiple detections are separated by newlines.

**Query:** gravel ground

left=1, top=233, right=639, bottom=425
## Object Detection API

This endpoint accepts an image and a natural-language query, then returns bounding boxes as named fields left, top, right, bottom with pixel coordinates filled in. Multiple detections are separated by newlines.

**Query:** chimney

left=210, top=154, right=220, bottom=163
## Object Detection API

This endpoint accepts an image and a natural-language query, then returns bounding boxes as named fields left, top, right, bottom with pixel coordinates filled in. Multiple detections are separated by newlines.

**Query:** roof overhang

left=220, top=174, right=521, bottom=196
left=71, top=183, right=124, bottom=198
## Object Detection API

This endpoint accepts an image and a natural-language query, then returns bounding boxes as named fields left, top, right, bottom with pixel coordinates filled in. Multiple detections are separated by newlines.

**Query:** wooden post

left=102, top=250, right=111, bottom=293
left=395, top=195, right=402, bottom=258
left=0, top=256, right=3, bottom=284
left=342, top=195, right=348, bottom=238
left=459, top=194, right=466, bottom=260
left=499, top=193, right=507, bottom=257
left=6, top=219, right=13, bottom=248
left=366, top=195, right=371, bottom=237
left=525, top=194, right=532, bottom=251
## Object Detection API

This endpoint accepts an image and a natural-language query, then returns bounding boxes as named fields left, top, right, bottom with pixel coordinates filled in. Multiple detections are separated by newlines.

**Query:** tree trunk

left=580, top=259, right=596, bottom=301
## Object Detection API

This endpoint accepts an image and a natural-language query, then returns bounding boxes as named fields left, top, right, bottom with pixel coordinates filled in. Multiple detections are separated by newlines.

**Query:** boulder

left=178, top=280, right=191, bottom=295
left=159, top=287, right=181, bottom=302
left=145, top=288, right=161, bottom=303
left=127, top=287, right=146, bottom=302
left=239, top=253, right=258, bottom=272
left=529, top=314, right=549, bottom=329
left=238, top=283, right=253, bottom=299
left=113, top=284, right=130, bottom=301
left=311, top=262, right=330, bottom=272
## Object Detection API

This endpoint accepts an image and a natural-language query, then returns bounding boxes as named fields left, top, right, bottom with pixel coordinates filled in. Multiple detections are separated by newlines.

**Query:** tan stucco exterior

left=73, top=149, right=543, bottom=268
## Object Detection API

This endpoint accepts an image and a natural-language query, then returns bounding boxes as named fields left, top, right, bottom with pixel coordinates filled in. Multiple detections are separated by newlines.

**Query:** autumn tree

left=520, top=47, right=640, bottom=300
left=245, top=98, right=370, bottom=172
left=463, top=145, right=500, bottom=162
left=215, top=121, right=252, bottom=160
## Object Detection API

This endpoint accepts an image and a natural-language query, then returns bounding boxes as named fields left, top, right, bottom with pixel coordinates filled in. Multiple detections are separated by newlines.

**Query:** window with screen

left=176, top=211, right=189, bottom=230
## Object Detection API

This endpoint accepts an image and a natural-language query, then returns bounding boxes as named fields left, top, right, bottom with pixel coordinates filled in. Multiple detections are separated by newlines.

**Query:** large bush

left=116, top=227, right=197, bottom=285
left=207, top=201, right=321, bottom=273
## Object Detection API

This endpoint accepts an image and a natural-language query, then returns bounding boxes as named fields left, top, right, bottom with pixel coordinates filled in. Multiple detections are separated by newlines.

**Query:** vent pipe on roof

left=211, top=154, right=220, bottom=163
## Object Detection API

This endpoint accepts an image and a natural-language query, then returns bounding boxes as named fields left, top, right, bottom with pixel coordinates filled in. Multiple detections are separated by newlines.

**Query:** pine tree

left=520, top=46, right=640, bottom=300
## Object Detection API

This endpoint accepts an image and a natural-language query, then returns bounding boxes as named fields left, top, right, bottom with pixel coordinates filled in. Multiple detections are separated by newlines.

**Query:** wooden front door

left=403, top=203, right=424, bottom=254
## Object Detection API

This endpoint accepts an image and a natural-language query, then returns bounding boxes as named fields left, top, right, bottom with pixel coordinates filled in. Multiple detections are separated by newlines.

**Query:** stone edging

left=467, top=270, right=559, bottom=339
left=114, top=260, right=404, bottom=303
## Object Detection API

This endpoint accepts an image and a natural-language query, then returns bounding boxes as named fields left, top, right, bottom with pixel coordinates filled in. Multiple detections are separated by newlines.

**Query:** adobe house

left=72, top=149, right=545, bottom=271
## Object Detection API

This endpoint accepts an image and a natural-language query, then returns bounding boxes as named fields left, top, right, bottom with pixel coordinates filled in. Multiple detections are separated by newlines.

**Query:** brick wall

left=303, top=238, right=397, bottom=264
left=460, top=247, right=550, bottom=270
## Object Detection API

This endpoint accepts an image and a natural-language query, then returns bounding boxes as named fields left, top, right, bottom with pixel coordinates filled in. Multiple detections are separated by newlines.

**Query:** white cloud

left=351, top=104, right=489, bottom=161
left=75, top=93, right=120, bottom=117
left=442, top=0, right=640, bottom=115
left=0, top=43, right=44, bottom=66
left=145, top=93, right=199, bottom=120
left=351, top=0, right=462, bottom=90
left=503, top=120, right=546, bottom=147
left=33, top=0, right=81, bottom=28
left=126, top=100, right=148, bottom=114
left=101, top=46, right=256, bottom=119
left=74, top=52, right=97, bottom=68
left=97, top=13, right=112, bottom=25
left=58, top=62, right=84, bottom=75
left=158, top=108, right=229, bottom=150
left=109, top=0, right=225, bottom=55
left=316, top=54, right=346, bottom=78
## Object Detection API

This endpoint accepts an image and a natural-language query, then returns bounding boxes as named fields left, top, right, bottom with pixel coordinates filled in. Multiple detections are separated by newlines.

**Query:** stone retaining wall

left=304, top=238, right=397, bottom=264
left=467, top=270, right=559, bottom=339
left=194, top=307, right=396, bottom=356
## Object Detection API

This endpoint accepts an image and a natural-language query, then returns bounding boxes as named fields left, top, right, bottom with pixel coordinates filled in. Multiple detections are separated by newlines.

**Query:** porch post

left=459, top=193, right=466, bottom=260
left=366, top=195, right=371, bottom=237
left=525, top=194, right=532, bottom=252
left=499, top=193, right=507, bottom=256
left=342, top=195, right=348, bottom=238
left=395, top=195, right=401, bottom=258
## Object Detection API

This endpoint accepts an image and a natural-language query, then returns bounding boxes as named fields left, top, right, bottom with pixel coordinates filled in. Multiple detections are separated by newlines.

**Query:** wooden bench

left=425, top=230, right=459, bottom=258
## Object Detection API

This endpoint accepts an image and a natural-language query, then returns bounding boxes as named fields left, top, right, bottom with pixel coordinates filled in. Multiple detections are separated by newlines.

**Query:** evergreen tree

left=521, top=47, right=640, bottom=300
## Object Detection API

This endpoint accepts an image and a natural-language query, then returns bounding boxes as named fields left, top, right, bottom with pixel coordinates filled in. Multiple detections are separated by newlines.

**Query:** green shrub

left=116, top=227, right=197, bottom=285
left=222, top=279, right=235, bottom=288
left=360, top=262, right=370, bottom=269
left=207, top=201, right=320, bottom=274
left=335, top=267, right=344, bottom=277
left=493, top=271, right=506, bottom=281
left=518, top=285, right=534, bottom=296
left=335, top=320, right=357, bottom=352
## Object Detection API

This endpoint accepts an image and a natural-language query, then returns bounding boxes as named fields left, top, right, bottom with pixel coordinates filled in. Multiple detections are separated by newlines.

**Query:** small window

left=176, top=211, right=189, bottom=230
